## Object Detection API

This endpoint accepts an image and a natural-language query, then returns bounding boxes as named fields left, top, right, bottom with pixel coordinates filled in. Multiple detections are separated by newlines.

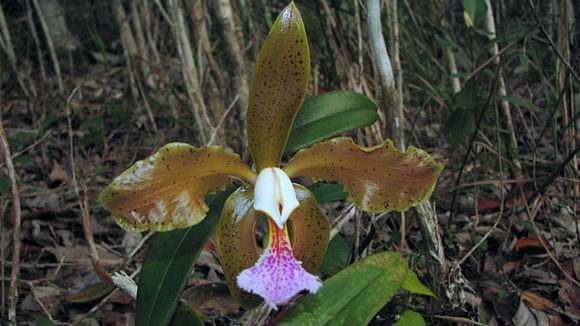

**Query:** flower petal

left=215, top=184, right=329, bottom=309
left=284, top=137, right=444, bottom=212
left=246, top=2, right=310, bottom=170
left=215, top=186, right=263, bottom=308
left=288, top=185, right=329, bottom=272
left=100, top=143, right=255, bottom=232
left=237, top=220, right=321, bottom=310
left=254, top=167, right=299, bottom=229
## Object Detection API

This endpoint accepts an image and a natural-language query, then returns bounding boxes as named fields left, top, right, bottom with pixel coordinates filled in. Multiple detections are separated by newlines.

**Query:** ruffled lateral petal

left=237, top=220, right=321, bottom=310
left=284, top=137, right=444, bottom=212
left=215, top=186, right=263, bottom=309
left=100, top=143, right=255, bottom=232
left=246, top=2, right=310, bottom=170
left=288, top=185, right=330, bottom=272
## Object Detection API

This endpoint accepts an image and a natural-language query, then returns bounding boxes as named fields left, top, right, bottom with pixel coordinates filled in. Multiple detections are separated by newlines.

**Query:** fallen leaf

left=182, top=282, right=240, bottom=315
left=515, top=237, right=552, bottom=252
left=521, top=291, right=557, bottom=311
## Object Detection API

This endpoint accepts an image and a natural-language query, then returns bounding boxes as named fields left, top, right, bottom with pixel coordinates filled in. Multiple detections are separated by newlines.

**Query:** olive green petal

left=246, top=2, right=310, bottom=170
left=215, top=186, right=263, bottom=309
left=284, top=137, right=444, bottom=212
left=99, top=143, right=255, bottom=232
left=288, top=184, right=330, bottom=273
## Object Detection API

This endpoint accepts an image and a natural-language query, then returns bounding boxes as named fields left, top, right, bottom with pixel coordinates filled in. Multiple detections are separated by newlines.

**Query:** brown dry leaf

left=182, top=282, right=240, bottom=315
left=521, top=291, right=557, bottom=311
left=513, top=299, right=551, bottom=326
left=514, top=237, right=553, bottom=252
left=66, top=282, right=114, bottom=303
left=49, top=160, right=70, bottom=186
left=46, top=245, right=123, bottom=266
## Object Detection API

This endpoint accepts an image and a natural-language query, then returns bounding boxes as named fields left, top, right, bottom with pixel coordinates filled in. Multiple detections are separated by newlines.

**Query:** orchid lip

left=236, top=221, right=321, bottom=310
left=253, top=167, right=299, bottom=229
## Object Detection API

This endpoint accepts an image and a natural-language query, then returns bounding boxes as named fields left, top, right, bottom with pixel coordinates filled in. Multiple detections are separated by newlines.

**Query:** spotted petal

left=215, top=185, right=329, bottom=309
left=100, top=143, right=255, bottom=232
left=246, top=2, right=310, bottom=170
left=237, top=220, right=321, bottom=310
left=284, top=137, right=444, bottom=212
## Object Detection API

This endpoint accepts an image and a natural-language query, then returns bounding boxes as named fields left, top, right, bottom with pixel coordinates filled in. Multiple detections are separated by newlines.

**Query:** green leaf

left=279, top=252, right=408, bottom=326
left=135, top=188, right=234, bottom=326
left=34, top=315, right=57, bottom=326
left=392, top=310, right=426, bottom=326
left=312, top=183, right=348, bottom=203
left=285, top=91, right=378, bottom=153
left=444, top=108, right=475, bottom=148
left=169, top=302, right=205, bottom=326
left=319, top=234, right=350, bottom=276
left=39, top=112, right=59, bottom=132
left=402, top=268, right=435, bottom=297
left=0, top=176, right=9, bottom=196
left=496, top=95, right=541, bottom=112
left=462, top=0, right=488, bottom=28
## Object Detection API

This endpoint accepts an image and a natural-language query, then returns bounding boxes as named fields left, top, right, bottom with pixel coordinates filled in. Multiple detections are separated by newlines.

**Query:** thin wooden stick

left=0, top=114, right=22, bottom=325
left=0, top=3, right=33, bottom=97
left=168, top=0, right=212, bottom=144
left=31, top=0, right=64, bottom=94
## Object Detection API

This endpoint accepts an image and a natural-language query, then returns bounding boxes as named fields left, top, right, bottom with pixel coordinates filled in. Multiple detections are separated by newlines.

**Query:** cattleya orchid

left=100, top=2, right=443, bottom=310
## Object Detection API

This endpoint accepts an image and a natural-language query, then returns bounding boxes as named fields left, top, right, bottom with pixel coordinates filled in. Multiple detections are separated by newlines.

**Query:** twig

left=0, top=3, right=33, bottom=97
left=526, top=0, right=580, bottom=83
left=208, top=94, right=239, bottom=146
left=168, top=0, right=212, bottom=145
left=329, top=203, right=356, bottom=239
left=80, top=180, right=113, bottom=285
left=529, top=143, right=580, bottom=202
left=519, top=187, right=580, bottom=288
left=31, top=0, right=64, bottom=94
left=483, top=0, right=521, bottom=172
left=0, top=114, right=22, bottom=324
left=449, top=85, right=494, bottom=222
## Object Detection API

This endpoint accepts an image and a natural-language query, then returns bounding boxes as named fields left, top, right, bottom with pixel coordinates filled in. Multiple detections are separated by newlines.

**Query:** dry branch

left=0, top=115, right=22, bottom=325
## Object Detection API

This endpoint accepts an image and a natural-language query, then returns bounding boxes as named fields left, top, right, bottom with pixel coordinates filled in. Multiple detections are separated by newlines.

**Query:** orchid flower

left=100, top=2, right=443, bottom=311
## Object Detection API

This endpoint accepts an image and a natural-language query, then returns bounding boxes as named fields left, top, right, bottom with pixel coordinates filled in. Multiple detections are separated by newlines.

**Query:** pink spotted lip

left=236, top=223, right=321, bottom=310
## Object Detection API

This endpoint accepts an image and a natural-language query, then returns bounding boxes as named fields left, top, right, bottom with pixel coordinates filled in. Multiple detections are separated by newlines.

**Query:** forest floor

left=1, top=1, right=579, bottom=325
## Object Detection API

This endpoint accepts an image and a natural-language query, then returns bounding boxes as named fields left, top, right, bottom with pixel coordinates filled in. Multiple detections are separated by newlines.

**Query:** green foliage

left=312, top=183, right=348, bottom=203
left=392, top=310, right=427, bottom=326
left=135, top=188, right=233, bottom=326
left=444, top=82, right=482, bottom=147
left=285, top=91, right=378, bottom=153
left=462, top=0, right=488, bottom=28
left=402, top=268, right=435, bottom=297
left=319, top=234, right=350, bottom=276
left=169, top=303, right=205, bottom=326
left=278, top=252, right=429, bottom=326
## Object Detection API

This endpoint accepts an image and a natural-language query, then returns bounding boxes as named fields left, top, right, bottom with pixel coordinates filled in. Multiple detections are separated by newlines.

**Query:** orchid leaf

left=392, top=310, right=427, bottom=326
left=169, top=303, right=205, bottom=326
left=135, top=188, right=233, bottom=326
left=285, top=91, right=378, bottom=153
left=278, top=252, right=409, bottom=326
left=319, top=234, right=350, bottom=276
left=100, top=143, right=254, bottom=232
left=312, top=183, right=348, bottom=203
left=284, top=137, right=444, bottom=212
left=402, top=268, right=435, bottom=297
left=246, top=2, right=310, bottom=170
